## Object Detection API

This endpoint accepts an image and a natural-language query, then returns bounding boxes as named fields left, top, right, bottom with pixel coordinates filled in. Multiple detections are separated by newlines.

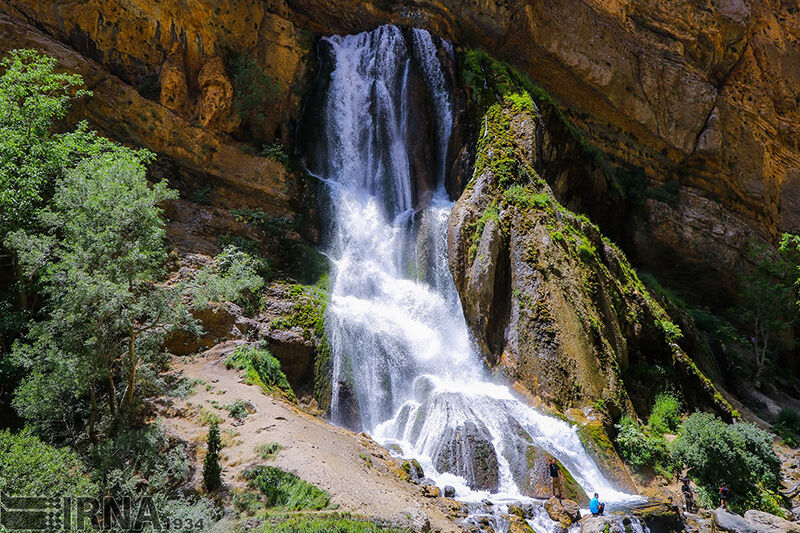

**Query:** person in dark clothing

left=681, top=478, right=694, bottom=513
left=719, top=483, right=729, bottom=510
left=548, top=457, right=562, bottom=499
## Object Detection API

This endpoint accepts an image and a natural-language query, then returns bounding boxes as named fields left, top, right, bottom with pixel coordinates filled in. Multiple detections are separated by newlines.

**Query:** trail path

left=160, top=341, right=462, bottom=532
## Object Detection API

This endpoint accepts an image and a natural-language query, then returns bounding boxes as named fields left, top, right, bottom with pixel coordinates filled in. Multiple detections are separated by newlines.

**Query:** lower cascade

left=304, top=24, right=642, bottom=527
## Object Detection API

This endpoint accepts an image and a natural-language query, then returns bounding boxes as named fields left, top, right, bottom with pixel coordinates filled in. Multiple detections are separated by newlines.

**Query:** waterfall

left=305, top=24, right=641, bottom=523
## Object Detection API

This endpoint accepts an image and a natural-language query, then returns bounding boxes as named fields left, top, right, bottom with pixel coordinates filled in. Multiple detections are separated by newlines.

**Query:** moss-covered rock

left=448, top=50, right=731, bottom=421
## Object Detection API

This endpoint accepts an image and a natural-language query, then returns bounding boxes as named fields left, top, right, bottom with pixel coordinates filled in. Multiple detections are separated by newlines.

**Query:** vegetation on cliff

left=453, top=47, right=731, bottom=420
left=0, top=50, right=278, bottom=531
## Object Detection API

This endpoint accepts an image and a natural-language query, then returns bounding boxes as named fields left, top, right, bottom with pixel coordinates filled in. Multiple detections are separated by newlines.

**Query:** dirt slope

left=160, top=341, right=462, bottom=532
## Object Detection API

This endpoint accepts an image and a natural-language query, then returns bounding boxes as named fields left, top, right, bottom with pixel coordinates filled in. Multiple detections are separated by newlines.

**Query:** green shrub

left=0, top=428, right=97, bottom=499
left=256, top=442, right=282, bottom=460
left=657, top=319, right=683, bottom=343
left=648, top=393, right=682, bottom=435
left=262, top=142, right=290, bottom=166
left=772, top=408, right=800, bottom=447
left=672, top=412, right=781, bottom=513
left=226, top=344, right=295, bottom=400
left=577, top=242, right=596, bottom=261
left=614, top=416, right=672, bottom=476
left=225, top=53, right=280, bottom=143
left=224, top=399, right=250, bottom=420
left=243, top=465, right=329, bottom=511
left=218, top=234, right=272, bottom=279
left=203, top=423, right=222, bottom=492
left=261, top=513, right=410, bottom=532
left=190, top=245, right=264, bottom=312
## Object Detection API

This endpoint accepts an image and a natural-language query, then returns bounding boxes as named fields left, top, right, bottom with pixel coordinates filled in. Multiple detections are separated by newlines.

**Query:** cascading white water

left=308, top=25, right=641, bottom=525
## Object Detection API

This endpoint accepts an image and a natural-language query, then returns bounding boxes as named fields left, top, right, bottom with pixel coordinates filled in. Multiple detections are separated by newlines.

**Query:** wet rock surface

left=432, top=420, right=499, bottom=492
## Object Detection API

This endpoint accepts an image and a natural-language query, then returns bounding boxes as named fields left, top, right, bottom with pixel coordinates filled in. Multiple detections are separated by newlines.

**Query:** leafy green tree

left=8, top=149, right=196, bottom=442
left=203, top=422, right=222, bottom=492
left=672, top=412, right=781, bottom=512
left=735, top=239, right=798, bottom=381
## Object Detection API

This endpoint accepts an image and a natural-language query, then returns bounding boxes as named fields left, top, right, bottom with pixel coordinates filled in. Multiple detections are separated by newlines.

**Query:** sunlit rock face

left=1, top=0, right=798, bottom=296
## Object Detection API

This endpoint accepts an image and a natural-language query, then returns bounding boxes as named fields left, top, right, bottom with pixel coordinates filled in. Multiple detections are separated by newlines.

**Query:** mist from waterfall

left=306, top=24, right=640, bottom=512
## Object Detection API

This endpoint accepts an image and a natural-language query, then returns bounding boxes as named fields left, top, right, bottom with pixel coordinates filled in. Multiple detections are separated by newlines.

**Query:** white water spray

left=308, top=25, right=641, bottom=520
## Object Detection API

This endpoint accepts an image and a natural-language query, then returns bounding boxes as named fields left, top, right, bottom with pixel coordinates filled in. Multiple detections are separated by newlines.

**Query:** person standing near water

left=548, top=457, right=562, bottom=498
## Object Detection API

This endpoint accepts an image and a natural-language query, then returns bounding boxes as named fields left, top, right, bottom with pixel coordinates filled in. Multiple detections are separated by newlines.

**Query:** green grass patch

left=243, top=465, right=330, bottom=511
left=503, top=184, right=549, bottom=208
left=226, top=344, right=295, bottom=401
left=260, top=513, right=410, bottom=533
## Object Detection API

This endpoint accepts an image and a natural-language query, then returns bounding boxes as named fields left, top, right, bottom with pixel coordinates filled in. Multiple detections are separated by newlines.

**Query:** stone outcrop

left=742, top=509, right=800, bottom=533
left=544, top=497, right=582, bottom=529
left=447, top=77, right=732, bottom=420
left=432, top=420, right=499, bottom=492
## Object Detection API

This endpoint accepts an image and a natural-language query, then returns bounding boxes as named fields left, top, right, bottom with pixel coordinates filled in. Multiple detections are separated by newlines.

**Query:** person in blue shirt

left=589, top=493, right=605, bottom=516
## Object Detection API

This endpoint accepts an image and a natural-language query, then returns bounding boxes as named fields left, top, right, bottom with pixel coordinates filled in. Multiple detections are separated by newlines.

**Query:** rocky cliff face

left=447, top=64, right=733, bottom=423
left=1, top=0, right=797, bottom=301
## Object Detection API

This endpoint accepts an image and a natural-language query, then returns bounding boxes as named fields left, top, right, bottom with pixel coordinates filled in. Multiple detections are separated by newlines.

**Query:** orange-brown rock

left=1, top=0, right=798, bottom=295
left=159, top=44, right=190, bottom=116
left=195, top=56, right=235, bottom=132
left=0, top=14, right=297, bottom=217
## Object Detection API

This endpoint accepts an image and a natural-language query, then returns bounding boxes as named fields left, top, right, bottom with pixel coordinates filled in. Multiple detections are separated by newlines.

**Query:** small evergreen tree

left=203, top=422, right=222, bottom=492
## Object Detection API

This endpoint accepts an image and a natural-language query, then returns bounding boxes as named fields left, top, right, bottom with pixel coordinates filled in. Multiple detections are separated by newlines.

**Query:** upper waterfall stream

left=303, top=24, right=641, bottom=523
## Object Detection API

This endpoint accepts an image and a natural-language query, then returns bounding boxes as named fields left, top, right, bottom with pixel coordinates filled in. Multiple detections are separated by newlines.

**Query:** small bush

left=218, top=234, right=272, bottom=279
left=648, top=393, right=682, bottom=435
left=614, top=416, right=671, bottom=475
left=226, top=344, right=295, bottom=400
left=262, top=142, right=290, bottom=166
left=243, top=465, right=329, bottom=511
left=772, top=408, right=800, bottom=447
left=657, top=319, right=683, bottom=343
left=577, top=242, right=596, bottom=261
left=190, top=245, right=264, bottom=312
left=198, top=408, right=223, bottom=427
left=256, top=442, right=282, bottom=460
left=203, top=423, right=222, bottom=492
left=224, top=399, right=251, bottom=420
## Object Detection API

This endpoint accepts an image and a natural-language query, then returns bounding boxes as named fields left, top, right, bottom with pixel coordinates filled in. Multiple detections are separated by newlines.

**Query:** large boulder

left=580, top=514, right=622, bottom=533
left=447, top=73, right=733, bottom=420
left=743, top=510, right=800, bottom=533
left=713, top=508, right=758, bottom=533
left=544, top=497, right=581, bottom=529
left=432, top=420, right=499, bottom=491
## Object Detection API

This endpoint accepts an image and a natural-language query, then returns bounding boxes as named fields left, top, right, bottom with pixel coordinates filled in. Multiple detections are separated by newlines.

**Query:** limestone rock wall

left=0, top=0, right=797, bottom=297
